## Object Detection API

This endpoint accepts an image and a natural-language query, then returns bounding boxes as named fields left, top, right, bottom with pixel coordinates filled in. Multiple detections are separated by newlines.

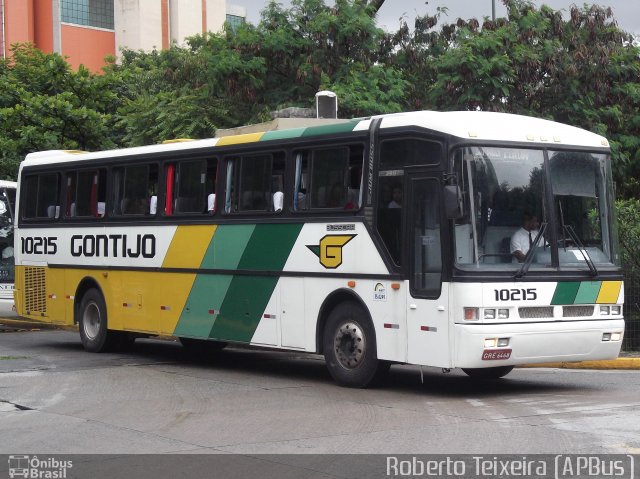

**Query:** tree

left=0, top=45, right=117, bottom=179
left=386, top=0, right=640, bottom=197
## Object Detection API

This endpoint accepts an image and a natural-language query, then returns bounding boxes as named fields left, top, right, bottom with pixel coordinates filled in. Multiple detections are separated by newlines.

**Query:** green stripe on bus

left=261, top=128, right=307, bottom=142
left=210, top=223, right=303, bottom=342
left=173, top=225, right=255, bottom=338
left=300, top=121, right=358, bottom=137
left=574, top=281, right=602, bottom=304
left=201, top=224, right=255, bottom=269
left=551, top=282, right=581, bottom=305
left=237, top=223, right=302, bottom=270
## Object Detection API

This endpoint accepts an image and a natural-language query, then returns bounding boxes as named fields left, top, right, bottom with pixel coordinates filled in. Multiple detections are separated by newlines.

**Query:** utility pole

left=492, top=0, right=496, bottom=21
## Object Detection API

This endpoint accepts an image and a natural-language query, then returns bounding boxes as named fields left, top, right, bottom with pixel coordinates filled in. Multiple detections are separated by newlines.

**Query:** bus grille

left=24, top=267, right=46, bottom=314
left=518, top=306, right=554, bottom=319
left=563, top=306, right=594, bottom=317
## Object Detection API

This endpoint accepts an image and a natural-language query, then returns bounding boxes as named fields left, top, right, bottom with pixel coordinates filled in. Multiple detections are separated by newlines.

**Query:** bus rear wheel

left=462, top=366, right=514, bottom=380
left=323, top=301, right=389, bottom=388
left=78, top=288, right=118, bottom=353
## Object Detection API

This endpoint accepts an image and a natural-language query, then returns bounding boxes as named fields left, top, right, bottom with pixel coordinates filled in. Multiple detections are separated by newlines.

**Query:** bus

left=0, top=180, right=16, bottom=307
left=14, top=111, right=624, bottom=387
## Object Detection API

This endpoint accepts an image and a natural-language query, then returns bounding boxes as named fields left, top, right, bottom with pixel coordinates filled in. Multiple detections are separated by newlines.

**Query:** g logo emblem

left=307, top=235, right=356, bottom=269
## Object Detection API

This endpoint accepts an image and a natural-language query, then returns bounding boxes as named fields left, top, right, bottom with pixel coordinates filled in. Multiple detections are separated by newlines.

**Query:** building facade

left=1, top=0, right=246, bottom=72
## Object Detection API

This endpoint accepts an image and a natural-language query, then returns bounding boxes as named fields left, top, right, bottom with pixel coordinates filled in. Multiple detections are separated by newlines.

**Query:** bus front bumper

left=453, top=319, right=625, bottom=369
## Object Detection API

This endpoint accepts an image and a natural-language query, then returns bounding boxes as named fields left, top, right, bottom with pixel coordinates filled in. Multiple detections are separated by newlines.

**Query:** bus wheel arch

left=316, top=289, right=370, bottom=355
left=74, top=278, right=120, bottom=352
left=318, top=290, right=389, bottom=388
left=74, top=277, right=104, bottom=325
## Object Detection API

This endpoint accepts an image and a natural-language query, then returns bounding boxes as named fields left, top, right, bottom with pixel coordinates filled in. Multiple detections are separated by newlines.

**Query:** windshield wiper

left=564, top=225, right=598, bottom=277
left=515, top=222, right=547, bottom=279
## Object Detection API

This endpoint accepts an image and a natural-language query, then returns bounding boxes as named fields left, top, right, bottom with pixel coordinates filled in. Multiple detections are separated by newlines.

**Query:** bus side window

left=225, top=153, right=284, bottom=213
left=65, top=170, right=106, bottom=218
left=293, top=145, right=363, bottom=211
left=22, top=173, right=60, bottom=220
left=174, top=160, right=205, bottom=214
left=112, top=164, right=158, bottom=216
left=206, top=158, right=217, bottom=214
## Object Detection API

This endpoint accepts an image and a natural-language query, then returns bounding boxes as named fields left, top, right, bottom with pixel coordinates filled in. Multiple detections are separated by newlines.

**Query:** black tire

left=323, top=301, right=389, bottom=388
left=462, top=366, right=514, bottom=380
left=78, top=288, right=118, bottom=353
left=179, top=337, right=227, bottom=356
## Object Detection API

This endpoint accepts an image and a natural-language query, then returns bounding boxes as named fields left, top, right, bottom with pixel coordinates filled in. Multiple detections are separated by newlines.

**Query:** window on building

left=61, top=0, right=114, bottom=30
left=225, top=14, right=245, bottom=32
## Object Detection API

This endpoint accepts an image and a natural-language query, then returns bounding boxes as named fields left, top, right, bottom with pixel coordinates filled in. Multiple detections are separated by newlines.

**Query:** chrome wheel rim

left=83, top=302, right=101, bottom=340
left=333, top=321, right=365, bottom=369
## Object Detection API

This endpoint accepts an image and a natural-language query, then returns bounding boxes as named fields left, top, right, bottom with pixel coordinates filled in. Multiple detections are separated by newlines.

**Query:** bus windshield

left=453, top=146, right=617, bottom=273
left=0, top=186, right=15, bottom=286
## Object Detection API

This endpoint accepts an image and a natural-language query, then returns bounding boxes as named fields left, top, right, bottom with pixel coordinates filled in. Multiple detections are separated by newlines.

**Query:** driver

left=511, top=213, right=543, bottom=262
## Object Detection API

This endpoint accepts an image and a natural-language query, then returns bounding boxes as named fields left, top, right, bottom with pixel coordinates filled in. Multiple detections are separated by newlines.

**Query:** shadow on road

left=29, top=332, right=601, bottom=398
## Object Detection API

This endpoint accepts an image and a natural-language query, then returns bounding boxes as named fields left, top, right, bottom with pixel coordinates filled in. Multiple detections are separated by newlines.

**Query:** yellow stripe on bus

left=215, top=132, right=265, bottom=146
left=596, top=280, right=623, bottom=304
left=162, top=225, right=217, bottom=269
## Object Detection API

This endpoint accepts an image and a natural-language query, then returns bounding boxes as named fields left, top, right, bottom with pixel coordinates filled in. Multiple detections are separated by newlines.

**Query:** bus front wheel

left=323, top=301, right=389, bottom=388
left=78, top=288, right=118, bottom=353
left=462, top=366, right=514, bottom=380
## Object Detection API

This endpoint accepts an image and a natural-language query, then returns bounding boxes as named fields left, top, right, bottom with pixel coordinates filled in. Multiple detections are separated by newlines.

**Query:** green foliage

left=0, top=0, right=638, bottom=200
left=389, top=0, right=640, bottom=197
left=0, top=45, right=117, bottom=179
left=616, top=199, right=640, bottom=273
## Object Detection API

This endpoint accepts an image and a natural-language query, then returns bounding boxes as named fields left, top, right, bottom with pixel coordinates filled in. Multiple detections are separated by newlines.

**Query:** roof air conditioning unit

left=315, top=91, right=337, bottom=119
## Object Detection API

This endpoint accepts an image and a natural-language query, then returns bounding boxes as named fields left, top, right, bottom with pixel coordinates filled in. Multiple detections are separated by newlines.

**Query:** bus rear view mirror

left=444, top=185, right=463, bottom=219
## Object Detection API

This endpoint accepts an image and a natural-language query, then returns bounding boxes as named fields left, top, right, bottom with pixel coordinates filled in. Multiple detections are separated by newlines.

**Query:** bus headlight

left=484, top=309, right=496, bottom=320
left=611, top=305, right=622, bottom=315
left=611, top=332, right=622, bottom=341
left=497, top=338, right=510, bottom=347
left=599, top=305, right=610, bottom=315
left=498, top=309, right=509, bottom=319
left=464, top=308, right=479, bottom=321
left=484, top=338, right=497, bottom=348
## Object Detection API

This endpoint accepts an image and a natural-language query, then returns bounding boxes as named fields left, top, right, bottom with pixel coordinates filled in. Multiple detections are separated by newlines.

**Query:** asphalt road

left=1, top=329, right=639, bottom=455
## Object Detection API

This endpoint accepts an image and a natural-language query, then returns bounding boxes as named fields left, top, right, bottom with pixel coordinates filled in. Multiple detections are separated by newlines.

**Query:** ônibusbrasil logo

left=8, top=455, right=72, bottom=479
left=306, top=234, right=356, bottom=269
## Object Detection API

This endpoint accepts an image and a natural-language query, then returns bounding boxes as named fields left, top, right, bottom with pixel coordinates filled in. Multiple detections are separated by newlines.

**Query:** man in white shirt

left=511, top=213, right=543, bottom=262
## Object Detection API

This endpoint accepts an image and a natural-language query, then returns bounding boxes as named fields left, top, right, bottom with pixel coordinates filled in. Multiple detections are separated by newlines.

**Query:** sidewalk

left=1, top=316, right=638, bottom=369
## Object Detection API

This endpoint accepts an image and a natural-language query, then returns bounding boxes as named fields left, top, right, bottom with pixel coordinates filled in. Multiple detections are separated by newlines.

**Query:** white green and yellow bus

left=0, top=180, right=16, bottom=307
left=14, top=111, right=624, bottom=387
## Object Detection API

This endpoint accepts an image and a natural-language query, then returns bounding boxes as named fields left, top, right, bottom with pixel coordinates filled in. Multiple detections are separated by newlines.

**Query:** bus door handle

left=409, top=304, right=417, bottom=310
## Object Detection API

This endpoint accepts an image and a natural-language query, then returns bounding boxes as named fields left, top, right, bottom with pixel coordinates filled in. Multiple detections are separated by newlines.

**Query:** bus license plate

left=482, top=349, right=512, bottom=360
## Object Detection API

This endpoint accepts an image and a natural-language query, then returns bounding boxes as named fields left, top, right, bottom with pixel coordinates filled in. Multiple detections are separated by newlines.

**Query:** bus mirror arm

left=444, top=185, right=463, bottom=219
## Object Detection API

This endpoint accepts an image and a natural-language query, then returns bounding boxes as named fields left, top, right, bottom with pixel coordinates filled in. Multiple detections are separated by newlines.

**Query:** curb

left=519, top=358, right=640, bottom=370
left=0, top=318, right=75, bottom=331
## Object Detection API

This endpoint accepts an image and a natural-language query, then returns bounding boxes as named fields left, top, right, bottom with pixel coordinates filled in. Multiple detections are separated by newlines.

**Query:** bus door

left=405, top=175, right=449, bottom=368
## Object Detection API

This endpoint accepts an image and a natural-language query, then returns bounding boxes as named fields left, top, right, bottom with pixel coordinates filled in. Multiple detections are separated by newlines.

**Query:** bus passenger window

left=65, top=170, right=106, bottom=218
left=293, top=145, right=363, bottom=211
left=22, top=173, right=60, bottom=220
left=112, top=164, right=158, bottom=216
left=174, top=160, right=205, bottom=214
left=224, top=153, right=284, bottom=213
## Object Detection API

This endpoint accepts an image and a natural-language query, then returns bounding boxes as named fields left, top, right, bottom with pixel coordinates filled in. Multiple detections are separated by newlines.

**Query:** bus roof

left=22, top=111, right=608, bottom=167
